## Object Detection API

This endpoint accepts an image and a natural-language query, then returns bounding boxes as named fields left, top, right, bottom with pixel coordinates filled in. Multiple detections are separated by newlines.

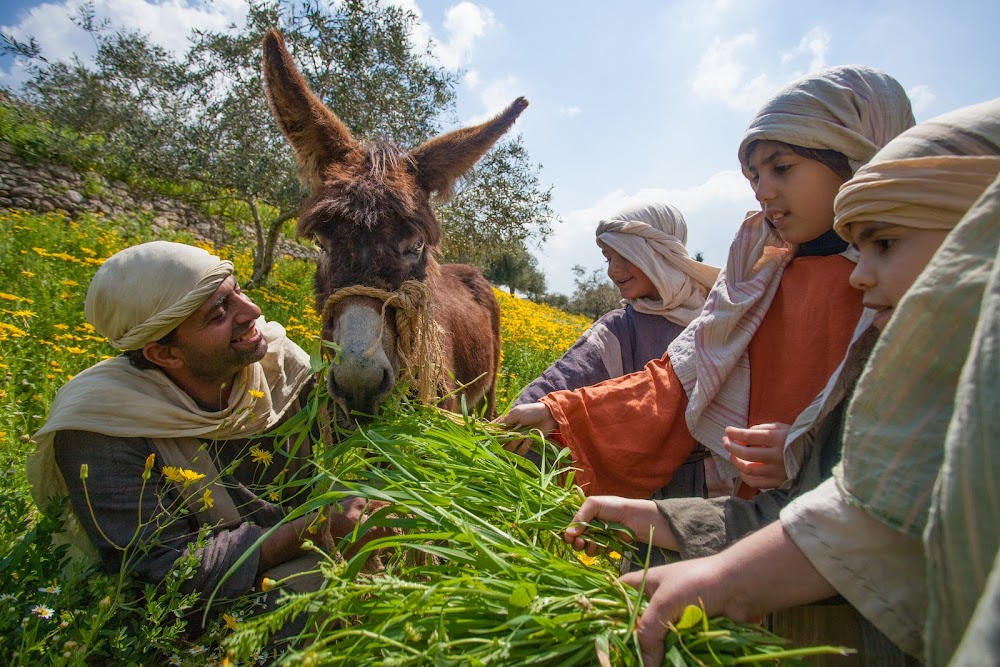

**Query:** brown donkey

left=262, top=28, right=525, bottom=420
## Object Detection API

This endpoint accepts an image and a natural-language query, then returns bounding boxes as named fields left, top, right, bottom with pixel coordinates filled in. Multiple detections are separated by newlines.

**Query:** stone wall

left=0, top=141, right=317, bottom=261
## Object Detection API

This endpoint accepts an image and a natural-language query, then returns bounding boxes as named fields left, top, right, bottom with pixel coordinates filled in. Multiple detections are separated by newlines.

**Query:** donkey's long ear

left=262, top=28, right=356, bottom=191
left=410, top=97, right=528, bottom=201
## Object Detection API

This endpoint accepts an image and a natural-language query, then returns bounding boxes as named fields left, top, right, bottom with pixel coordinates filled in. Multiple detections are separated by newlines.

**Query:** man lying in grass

left=26, top=241, right=387, bottom=633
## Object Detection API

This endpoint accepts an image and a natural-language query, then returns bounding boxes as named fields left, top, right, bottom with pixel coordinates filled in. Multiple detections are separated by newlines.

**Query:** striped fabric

left=923, top=173, right=1000, bottom=665
left=667, top=66, right=914, bottom=476
left=834, top=100, right=1000, bottom=540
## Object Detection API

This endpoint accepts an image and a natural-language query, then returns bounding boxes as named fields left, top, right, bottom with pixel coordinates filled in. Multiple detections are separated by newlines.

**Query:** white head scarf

left=596, top=201, right=720, bottom=327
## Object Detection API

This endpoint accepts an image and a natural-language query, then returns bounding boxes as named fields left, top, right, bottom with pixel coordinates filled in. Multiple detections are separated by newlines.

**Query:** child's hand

left=493, top=402, right=557, bottom=455
left=723, top=423, right=792, bottom=490
left=564, top=496, right=675, bottom=554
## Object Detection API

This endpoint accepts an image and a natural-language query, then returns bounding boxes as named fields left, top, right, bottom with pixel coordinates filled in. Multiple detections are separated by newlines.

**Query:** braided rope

left=321, top=281, right=446, bottom=403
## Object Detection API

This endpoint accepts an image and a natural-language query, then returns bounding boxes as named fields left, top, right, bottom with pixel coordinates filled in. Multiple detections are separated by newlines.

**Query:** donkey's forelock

left=296, top=141, right=442, bottom=248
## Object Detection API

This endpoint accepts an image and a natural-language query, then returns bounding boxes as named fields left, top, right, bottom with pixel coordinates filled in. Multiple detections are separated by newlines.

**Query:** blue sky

left=2, top=0, right=999, bottom=295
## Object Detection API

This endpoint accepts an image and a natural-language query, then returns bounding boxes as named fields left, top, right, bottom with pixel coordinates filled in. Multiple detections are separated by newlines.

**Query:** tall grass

left=0, top=210, right=847, bottom=665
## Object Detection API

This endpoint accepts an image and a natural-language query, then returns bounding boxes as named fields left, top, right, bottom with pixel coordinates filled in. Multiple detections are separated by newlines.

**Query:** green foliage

left=568, top=264, right=622, bottom=320
left=0, top=210, right=849, bottom=664
left=484, top=246, right=546, bottom=297
left=5, top=0, right=554, bottom=286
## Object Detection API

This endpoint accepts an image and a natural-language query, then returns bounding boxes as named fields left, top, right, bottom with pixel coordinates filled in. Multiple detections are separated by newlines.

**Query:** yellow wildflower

left=65, top=347, right=87, bottom=355
left=0, top=292, right=32, bottom=303
left=162, top=466, right=205, bottom=486
left=249, top=446, right=273, bottom=466
left=0, top=322, right=28, bottom=338
left=248, top=389, right=265, bottom=399
left=223, top=612, right=239, bottom=631
left=575, top=552, right=598, bottom=567
left=261, top=577, right=277, bottom=592
left=54, top=324, right=69, bottom=331
left=201, top=489, right=215, bottom=510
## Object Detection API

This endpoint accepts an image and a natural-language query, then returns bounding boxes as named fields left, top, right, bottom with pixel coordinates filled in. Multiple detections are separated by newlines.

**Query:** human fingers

left=726, top=450, right=786, bottom=489
left=723, top=438, right=782, bottom=465
left=724, top=427, right=781, bottom=449
left=619, top=568, right=671, bottom=665
left=493, top=403, right=556, bottom=433
left=502, top=436, right=534, bottom=455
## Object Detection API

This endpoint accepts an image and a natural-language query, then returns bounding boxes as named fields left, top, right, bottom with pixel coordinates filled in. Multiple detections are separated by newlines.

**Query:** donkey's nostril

left=377, top=367, right=394, bottom=398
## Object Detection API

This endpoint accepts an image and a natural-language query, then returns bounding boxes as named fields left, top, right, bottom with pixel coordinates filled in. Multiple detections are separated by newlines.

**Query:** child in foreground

left=608, top=98, right=1000, bottom=667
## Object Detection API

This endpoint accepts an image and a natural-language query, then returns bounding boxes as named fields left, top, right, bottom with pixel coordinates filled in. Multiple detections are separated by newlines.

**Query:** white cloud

left=691, top=26, right=832, bottom=112
left=433, top=2, right=495, bottom=70
left=0, top=0, right=246, bottom=87
left=780, top=26, right=830, bottom=73
left=556, top=105, right=581, bottom=117
left=464, top=69, right=481, bottom=88
left=534, top=171, right=758, bottom=295
left=464, top=75, right=523, bottom=125
left=691, top=32, right=772, bottom=111
left=907, top=84, right=936, bottom=116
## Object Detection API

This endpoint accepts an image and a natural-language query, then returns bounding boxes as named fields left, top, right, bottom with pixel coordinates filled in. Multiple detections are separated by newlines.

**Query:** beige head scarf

left=833, top=99, right=1000, bottom=538
left=667, top=66, right=914, bottom=478
left=84, top=241, right=235, bottom=350
left=595, top=201, right=720, bottom=327
left=28, top=241, right=312, bottom=558
left=825, top=98, right=1000, bottom=665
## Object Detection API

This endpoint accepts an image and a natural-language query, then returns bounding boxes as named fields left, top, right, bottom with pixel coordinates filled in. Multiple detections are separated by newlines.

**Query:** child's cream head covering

left=596, top=201, right=720, bottom=326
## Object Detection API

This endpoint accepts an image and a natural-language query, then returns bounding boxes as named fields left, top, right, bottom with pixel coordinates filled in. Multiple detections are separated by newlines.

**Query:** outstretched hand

left=493, top=402, right=558, bottom=455
left=619, top=558, right=743, bottom=666
left=564, top=496, right=676, bottom=554
left=325, top=496, right=398, bottom=564
left=723, top=423, right=792, bottom=491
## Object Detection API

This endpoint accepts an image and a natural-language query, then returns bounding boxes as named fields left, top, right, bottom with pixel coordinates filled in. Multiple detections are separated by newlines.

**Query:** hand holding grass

left=494, top=401, right=558, bottom=455
left=325, top=496, right=399, bottom=565
left=565, top=496, right=678, bottom=555
left=723, top=422, right=792, bottom=491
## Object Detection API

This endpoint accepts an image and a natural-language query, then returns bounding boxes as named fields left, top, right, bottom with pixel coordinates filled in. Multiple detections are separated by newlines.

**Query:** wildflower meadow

left=0, top=209, right=847, bottom=665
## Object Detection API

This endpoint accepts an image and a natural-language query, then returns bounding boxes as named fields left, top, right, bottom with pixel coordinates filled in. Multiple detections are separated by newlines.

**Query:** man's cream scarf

left=28, top=318, right=312, bottom=558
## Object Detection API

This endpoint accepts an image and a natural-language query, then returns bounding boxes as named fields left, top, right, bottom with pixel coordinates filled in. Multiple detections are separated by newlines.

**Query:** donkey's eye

left=406, top=240, right=425, bottom=257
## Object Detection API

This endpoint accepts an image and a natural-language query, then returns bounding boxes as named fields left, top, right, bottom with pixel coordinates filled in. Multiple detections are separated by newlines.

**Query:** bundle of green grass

left=219, top=385, right=850, bottom=666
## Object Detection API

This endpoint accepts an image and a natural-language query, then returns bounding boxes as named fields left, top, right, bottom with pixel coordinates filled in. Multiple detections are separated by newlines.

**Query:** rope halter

left=321, top=280, right=446, bottom=404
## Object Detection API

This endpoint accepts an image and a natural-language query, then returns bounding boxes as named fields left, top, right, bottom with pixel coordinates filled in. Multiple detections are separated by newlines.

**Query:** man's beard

left=184, top=338, right=269, bottom=387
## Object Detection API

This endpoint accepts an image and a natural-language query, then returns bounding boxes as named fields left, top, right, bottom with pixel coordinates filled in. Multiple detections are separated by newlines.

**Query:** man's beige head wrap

left=85, top=241, right=234, bottom=349
left=595, top=201, right=720, bottom=327
left=668, top=65, right=915, bottom=480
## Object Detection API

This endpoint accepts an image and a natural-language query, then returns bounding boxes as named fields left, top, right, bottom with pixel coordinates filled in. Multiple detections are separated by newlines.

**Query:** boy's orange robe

left=540, top=255, right=864, bottom=498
